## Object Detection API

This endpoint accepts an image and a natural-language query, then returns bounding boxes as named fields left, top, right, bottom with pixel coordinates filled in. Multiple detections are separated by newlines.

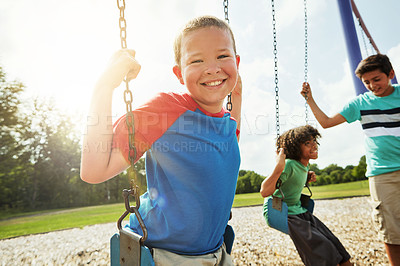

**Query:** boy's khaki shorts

left=152, top=243, right=233, bottom=266
left=369, top=170, right=400, bottom=245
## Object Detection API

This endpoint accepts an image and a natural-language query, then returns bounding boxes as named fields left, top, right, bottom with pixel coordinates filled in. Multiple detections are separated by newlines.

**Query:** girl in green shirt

left=260, top=125, right=352, bottom=266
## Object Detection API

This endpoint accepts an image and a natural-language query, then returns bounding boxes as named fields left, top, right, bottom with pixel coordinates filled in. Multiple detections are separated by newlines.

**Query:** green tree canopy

left=0, top=66, right=146, bottom=211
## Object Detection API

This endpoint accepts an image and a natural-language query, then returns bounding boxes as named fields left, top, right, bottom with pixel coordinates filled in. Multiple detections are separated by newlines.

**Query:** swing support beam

left=337, top=0, right=398, bottom=95
left=336, top=0, right=366, bottom=96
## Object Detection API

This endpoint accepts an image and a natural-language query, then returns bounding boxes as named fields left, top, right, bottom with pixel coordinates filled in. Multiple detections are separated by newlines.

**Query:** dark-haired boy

left=301, top=54, right=400, bottom=265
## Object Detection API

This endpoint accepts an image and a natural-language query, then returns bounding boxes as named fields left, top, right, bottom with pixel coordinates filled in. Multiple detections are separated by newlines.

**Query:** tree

left=330, top=169, right=344, bottom=184
left=323, top=164, right=343, bottom=175
left=0, top=65, right=149, bottom=211
left=309, top=163, right=321, bottom=175
left=0, top=67, right=27, bottom=209
left=342, top=165, right=355, bottom=182
left=235, top=170, right=265, bottom=194
left=315, top=173, right=329, bottom=186
left=14, top=98, right=82, bottom=209
left=352, top=155, right=367, bottom=181
left=238, top=169, right=247, bottom=177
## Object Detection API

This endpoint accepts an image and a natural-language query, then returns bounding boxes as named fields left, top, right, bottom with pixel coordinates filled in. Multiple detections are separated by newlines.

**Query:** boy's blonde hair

left=173, top=15, right=237, bottom=66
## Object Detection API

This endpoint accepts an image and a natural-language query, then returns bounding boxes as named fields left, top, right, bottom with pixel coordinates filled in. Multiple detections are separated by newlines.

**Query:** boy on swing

left=80, top=16, right=241, bottom=265
left=260, top=125, right=352, bottom=266
left=301, top=54, right=400, bottom=265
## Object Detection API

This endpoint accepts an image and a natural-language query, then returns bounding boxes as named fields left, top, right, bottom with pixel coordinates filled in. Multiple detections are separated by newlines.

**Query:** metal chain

left=223, top=0, right=230, bottom=24
left=226, top=93, right=232, bottom=111
left=223, top=0, right=232, bottom=112
left=303, top=0, right=309, bottom=124
left=271, top=0, right=280, bottom=137
left=117, top=0, right=147, bottom=243
left=117, top=0, right=138, bottom=192
left=303, top=0, right=308, bottom=84
left=117, top=0, right=127, bottom=49
left=358, top=18, right=370, bottom=57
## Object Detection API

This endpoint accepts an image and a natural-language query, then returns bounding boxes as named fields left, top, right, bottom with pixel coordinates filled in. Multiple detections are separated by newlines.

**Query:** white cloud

left=388, top=42, right=400, bottom=78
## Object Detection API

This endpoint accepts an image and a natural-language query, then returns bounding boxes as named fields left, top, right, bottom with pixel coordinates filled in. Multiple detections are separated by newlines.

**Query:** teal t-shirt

left=266, top=159, right=309, bottom=215
left=340, top=84, right=400, bottom=177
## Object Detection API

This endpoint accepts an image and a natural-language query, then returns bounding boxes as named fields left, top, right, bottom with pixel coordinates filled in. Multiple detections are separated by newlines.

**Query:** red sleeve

left=112, top=92, right=196, bottom=163
left=226, top=113, right=240, bottom=138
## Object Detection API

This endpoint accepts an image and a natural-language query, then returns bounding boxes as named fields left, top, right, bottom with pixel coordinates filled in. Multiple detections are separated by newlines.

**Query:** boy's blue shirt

left=113, top=92, right=240, bottom=255
left=340, top=84, right=400, bottom=177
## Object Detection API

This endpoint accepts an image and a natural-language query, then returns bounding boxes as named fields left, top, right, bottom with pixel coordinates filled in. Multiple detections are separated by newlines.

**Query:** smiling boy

left=301, top=54, right=400, bottom=265
left=81, top=16, right=241, bottom=265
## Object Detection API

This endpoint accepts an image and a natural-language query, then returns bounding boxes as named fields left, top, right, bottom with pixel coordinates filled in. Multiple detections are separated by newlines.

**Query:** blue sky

left=1, top=0, right=399, bottom=176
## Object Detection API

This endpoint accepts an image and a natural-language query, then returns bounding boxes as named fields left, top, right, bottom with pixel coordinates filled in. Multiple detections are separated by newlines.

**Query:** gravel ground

left=0, top=196, right=389, bottom=265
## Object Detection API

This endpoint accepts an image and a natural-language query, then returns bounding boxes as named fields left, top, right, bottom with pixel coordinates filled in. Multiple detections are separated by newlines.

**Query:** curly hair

left=276, top=125, right=321, bottom=161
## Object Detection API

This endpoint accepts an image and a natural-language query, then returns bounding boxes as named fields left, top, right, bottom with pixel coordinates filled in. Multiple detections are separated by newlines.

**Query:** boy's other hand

left=276, top=148, right=286, bottom=172
left=232, top=75, right=242, bottom=97
left=307, top=171, right=317, bottom=183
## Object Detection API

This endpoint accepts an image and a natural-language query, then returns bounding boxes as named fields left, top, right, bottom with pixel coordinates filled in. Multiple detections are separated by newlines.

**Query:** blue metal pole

left=337, top=0, right=367, bottom=95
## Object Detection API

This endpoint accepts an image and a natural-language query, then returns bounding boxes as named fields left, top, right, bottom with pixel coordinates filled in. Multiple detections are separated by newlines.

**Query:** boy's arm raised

left=260, top=148, right=286, bottom=198
left=230, top=75, right=242, bottom=140
left=301, top=82, right=346, bottom=128
left=80, top=49, right=141, bottom=184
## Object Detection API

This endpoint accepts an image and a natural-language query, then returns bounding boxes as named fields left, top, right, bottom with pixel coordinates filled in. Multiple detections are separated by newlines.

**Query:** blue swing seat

left=110, top=224, right=235, bottom=265
left=264, top=195, right=314, bottom=234
left=110, top=227, right=154, bottom=266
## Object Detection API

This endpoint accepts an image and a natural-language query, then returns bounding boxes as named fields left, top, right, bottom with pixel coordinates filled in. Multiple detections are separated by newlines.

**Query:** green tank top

left=271, top=159, right=309, bottom=215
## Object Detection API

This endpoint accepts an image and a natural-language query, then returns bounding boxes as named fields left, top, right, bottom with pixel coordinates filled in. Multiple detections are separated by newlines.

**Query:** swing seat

left=223, top=224, right=235, bottom=254
left=110, top=227, right=154, bottom=266
left=265, top=195, right=314, bottom=235
left=300, top=193, right=315, bottom=213
left=110, top=225, right=235, bottom=265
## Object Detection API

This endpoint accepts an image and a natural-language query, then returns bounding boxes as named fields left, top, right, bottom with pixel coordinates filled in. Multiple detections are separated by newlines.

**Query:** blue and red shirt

left=113, top=92, right=240, bottom=255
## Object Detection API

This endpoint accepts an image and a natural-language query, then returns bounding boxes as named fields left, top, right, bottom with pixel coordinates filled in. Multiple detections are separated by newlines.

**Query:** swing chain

left=303, top=0, right=310, bottom=125
left=271, top=0, right=280, bottom=137
left=357, top=18, right=370, bottom=57
left=223, top=0, right=230, bottom=24
left=303, top=0, right=308, bottom=84
left=117, top=0, right=138, bottom=195
left=226, top=94, right=232, bottom=111
left=117, top=0, right=127, bottom=49
left=223, top=0, right=232, bottom=112
left=117, top=0, right=137, bottom=190
left=274, top=179, right=285, bottom=200
left=116, top=0, right=147, bottom=242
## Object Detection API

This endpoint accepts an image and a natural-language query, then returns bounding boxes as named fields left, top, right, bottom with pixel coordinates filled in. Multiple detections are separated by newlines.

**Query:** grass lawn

left=233, top=179, right=370, bottom=207
left=0, top=180, right=370, bottom=240
left=0, top=203, right=126, bottom=240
